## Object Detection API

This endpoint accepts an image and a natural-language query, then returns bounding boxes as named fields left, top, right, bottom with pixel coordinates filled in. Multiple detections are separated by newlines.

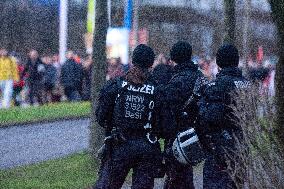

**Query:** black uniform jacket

left=95, top=76, right=161, bottom=160
left=157, top=62, right=205, bottom=140
left=197, top=67, right=251, bottom=155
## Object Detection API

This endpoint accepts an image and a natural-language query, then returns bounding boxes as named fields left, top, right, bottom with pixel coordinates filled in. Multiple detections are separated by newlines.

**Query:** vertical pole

left=124, top=0, right=133, bottom=64
left=59, top=0, right=68, bottom=64
left=86, top=0, right=96, bottom=54
left=132, top=0, right=139, bottom=49
left=108, top=0, right=111, bottom=27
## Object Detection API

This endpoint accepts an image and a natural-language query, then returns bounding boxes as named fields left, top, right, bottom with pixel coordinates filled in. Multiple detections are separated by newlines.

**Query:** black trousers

left=29, top=82, right=44, bottom=105
left=163, top=139, right=194, bottom=189
left=163, top=156, right=194, bottom=189
left=12, top=86, right=22, bottom=106
left=64, top=87, right=81, bottom=101
left=94, top=157, right=156, bottom=189
left=203, top=156, right=236, bottom=189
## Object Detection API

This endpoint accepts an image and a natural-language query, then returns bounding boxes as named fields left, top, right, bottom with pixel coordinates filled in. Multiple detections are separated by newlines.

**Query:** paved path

left=0, top=119, right=90, bottom=169
left=0, top=119, right=204, bottom=188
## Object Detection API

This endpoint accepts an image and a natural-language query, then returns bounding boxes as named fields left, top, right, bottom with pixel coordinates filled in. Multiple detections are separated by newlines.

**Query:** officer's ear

left=169, top=60, right=177, bottom=66
left=218, top=66, right=222, bottom=72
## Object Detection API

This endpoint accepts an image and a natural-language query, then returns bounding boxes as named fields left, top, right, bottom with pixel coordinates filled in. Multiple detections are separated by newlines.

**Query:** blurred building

left=111, top=0, right=276, bottom=57
left=0, top=0, right=276, bottom=58
left=0, top=0, right=87, bottom=56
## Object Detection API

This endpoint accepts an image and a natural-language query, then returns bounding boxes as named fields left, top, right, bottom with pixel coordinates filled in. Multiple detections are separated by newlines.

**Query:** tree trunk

left=89, top=0, right=108, bottom=161
left=269, top=0, right=284, bottom=152
left=241, top=0, right=251, bottom=77
left=223, top=0, right=236, bottom=44
left=242, top=0, right=251, bottom=58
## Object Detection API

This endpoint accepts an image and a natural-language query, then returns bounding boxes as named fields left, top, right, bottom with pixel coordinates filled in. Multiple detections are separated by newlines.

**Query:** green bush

left=228, top=86, right=284, bottom=188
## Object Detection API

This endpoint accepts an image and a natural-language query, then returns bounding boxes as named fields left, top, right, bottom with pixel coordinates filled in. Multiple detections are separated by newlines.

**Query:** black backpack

left=178, top=74, right=210, bottom=130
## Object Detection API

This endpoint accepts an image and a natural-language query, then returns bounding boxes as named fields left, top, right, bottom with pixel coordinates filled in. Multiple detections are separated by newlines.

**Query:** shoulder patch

left=208, top=82, right=216, bottom=87
left=234, top=80, right=250, bottom=89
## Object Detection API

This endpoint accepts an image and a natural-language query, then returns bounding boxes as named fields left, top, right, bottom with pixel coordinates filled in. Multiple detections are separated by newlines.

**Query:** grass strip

left=0, top=102, right=91, bottom=127
left=0, top=152, right=98, bottom=189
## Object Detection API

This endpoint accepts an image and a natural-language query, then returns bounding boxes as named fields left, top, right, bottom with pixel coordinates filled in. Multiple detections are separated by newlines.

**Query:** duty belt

left=121, top=131, right=158, bottom=144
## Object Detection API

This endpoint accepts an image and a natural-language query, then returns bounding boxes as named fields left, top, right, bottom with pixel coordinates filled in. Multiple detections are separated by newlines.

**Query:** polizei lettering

left=122, top=81, right=154, bottom=95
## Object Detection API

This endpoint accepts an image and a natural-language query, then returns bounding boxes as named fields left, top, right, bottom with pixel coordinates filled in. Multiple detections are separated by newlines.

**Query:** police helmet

left=172, top=128, right=204, bottom=165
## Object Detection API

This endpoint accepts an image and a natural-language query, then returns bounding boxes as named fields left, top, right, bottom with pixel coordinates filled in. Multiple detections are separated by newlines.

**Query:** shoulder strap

left=182, top=74, right=209, bottom=110
left=170, top=70, right=190, bottom=82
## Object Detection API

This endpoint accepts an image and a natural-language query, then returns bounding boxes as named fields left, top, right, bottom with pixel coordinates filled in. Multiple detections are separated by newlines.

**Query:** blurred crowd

left=151, top=53, right=276, bottom=95
left=0, top=48, right=93, bottom=108
left=105, top=52, right=276, bottom=96
left=0, top=47, right=276, bottom=109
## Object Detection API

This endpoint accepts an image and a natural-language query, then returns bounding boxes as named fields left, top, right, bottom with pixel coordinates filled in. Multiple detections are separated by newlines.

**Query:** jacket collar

left=217, top=67, right=242, bottom=78
left=173, top=61, right=198, bottom=74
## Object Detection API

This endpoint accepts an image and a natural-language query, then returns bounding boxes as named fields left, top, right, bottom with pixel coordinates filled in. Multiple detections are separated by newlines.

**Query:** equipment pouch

left=97, top=136, right=114, bottom=161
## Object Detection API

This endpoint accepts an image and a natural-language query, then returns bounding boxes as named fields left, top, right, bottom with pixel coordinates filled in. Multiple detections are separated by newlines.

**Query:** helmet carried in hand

left=172, top=128, right=205, bottom=166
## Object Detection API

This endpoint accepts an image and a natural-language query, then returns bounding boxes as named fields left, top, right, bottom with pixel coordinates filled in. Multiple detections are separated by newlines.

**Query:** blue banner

left=124, top=0, right=132, bottom=30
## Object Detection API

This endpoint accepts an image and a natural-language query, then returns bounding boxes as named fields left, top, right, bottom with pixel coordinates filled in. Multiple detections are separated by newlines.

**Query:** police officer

left=94, top=44, right=162, bottom=189
left=152, top=63, right=174, bottom=85
left=159, top=41, right=206, bottom=189
left=197, top=44, right=250, bottom=189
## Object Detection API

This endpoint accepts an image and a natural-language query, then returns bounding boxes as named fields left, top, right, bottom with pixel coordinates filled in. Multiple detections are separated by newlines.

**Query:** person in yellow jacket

left=0, top=48, right=19, bottom=108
